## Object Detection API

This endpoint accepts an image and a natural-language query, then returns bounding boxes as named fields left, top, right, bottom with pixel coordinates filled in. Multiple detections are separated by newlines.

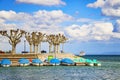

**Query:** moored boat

left=85, top=59, right=94, bottom=66
left=32, top=58, right=43, bottom=66
left=74, top=57, right=86, bottom=66
left=87, top=62, right=94, bottom=66
left=1, top=59, right=12, bottom=67
left=61, top=58, right=75, bottom=66
left=92, top=59, right=101, bottom=66
left=94, top=62, right=101, bottom=66
left=18, top=58, right=30, bottom=66
left=50, top=58, right=60, bottom=65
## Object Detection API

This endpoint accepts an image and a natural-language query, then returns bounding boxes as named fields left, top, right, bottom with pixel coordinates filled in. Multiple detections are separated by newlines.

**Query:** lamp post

left=24, top=40, right=26, bottom=52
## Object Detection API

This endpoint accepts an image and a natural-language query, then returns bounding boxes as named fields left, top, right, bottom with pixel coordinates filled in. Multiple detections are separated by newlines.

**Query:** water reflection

left=0, top=62, right=120, bottom=80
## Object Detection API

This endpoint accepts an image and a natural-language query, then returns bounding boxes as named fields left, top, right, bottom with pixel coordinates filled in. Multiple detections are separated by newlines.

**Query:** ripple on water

left=0, top=61, right=120, bottom=80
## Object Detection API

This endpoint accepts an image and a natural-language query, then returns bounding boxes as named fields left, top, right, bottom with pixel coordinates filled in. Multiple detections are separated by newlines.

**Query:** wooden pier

left=0, top=53, right=76, bottom=67
left=75, top=62, right=86, bottom=66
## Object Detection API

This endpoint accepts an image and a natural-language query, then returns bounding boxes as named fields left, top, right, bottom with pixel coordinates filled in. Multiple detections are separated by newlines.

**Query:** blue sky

left=0, top=0, right=120, bottom=55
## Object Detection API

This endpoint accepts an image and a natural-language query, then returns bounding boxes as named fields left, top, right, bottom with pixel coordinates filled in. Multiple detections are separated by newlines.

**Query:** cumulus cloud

left=1, top=9, right=120, bottom=44
left=76, top=18, right=94, bottom=23
left=114, top=19, right=120, bottom=32
left=65, top=22, right=120, bottom=41
left=87, top=0, right=105, bottom=8
left=33, top=10, right=72, bottom=25
left=0, top=10, right=16, bottom=20
left=87, top=0, right=120, bottom=17
left=0, top=23, right=17, bottom=30
left=16, top=0, right=66, bottom=6
left=0, top=10, right=33, bottom=22
left=0, top=10, right=72, bottom=34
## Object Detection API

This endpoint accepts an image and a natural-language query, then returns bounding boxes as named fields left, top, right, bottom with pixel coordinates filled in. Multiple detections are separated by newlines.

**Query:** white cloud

left=87, top=0, right=105, bottom=8
left=0, top=10, right=32, bottom=22
left=114, top=19, right=120, bottom=32
left=0, top=10, right=72, bottom=33
left=102, top=8, right=120, bottom=17
left=87, top=0, right=120, bottom=17
left=16, top=0, right=66, bottom=6
left=112, top=32, right=120, bottom=39
left=33, top=10, right=72, bottom=25
left=76, top=18, right=94, bottom=23
left=0, top=10, right=16, bottom=19
left=65, top=22, right=120, bottom=41
left=0, top=23, right=17, bottom=30
left=0, top=18, right=5, bottom=23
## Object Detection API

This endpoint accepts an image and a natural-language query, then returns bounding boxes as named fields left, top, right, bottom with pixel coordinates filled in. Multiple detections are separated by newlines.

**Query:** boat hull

left=94, top=63, right=101, bottom=66
left=61, top=63, right=75, bottom=66
left=1, top=64, right=10, bottom=67
left=19, top=63, right=29, bottom=66
left=32, top=63, right=43, bottom=66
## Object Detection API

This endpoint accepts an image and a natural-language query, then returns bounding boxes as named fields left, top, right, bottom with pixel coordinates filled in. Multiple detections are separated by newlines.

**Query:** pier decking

left=75, top=62, right=86, bottom=66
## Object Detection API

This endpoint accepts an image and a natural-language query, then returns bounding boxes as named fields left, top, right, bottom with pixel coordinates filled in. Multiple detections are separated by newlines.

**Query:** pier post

left=24, top=40, right=26, bottom=51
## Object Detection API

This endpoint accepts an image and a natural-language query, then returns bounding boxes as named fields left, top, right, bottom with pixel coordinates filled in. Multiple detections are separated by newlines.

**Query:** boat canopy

left=61, top=58, right=74, bottom=64
left=73, top=57, right=86, bottom=63
left=18, top=58, right=29, bottom=64
left=32, top=58, right=42, bottom=63
left=50, top=58, right=60, bottom=64
left=1, top=59, right=11, bottom=65
left=85, top=59, right=93, bottom=63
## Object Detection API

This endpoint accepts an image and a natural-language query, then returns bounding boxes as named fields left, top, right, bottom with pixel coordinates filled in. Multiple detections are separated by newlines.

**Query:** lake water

left=0, top=55, right=120, bottom=80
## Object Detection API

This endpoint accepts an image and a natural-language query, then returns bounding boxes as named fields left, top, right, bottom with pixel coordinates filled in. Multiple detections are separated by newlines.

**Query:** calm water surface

left=0, top=55, right=120, bottom=80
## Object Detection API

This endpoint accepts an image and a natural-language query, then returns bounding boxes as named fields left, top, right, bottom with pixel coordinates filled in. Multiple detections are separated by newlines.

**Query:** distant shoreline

left=75, top=54, right=120, bottom=56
